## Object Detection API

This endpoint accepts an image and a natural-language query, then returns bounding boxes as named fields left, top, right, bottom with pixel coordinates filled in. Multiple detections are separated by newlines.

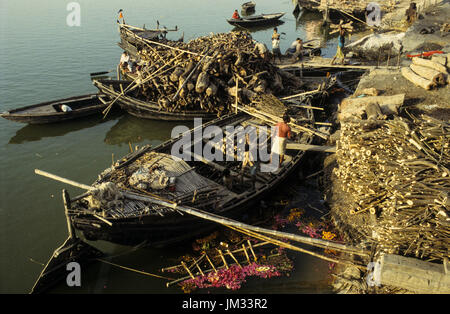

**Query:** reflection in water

left=8, top=111, right=122, bottom=145
left=104, top=114, right=194, bottom=146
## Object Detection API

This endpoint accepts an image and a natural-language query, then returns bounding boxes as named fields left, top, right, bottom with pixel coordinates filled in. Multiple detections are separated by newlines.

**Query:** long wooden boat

left=92, top=78, right=217, bottom=121
left=69, top=105, right=315, bottom=247
left=227, top=13, right=285, bottom=27
left=0, top=94, right=109, bottom=124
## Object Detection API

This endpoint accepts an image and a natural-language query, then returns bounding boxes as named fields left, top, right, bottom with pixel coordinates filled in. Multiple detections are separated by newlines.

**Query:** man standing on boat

left=271, top=114, right=292, bottom=167
left=117, top=9, right=125, bottom=24
left=232, top=10, right=241, bottom=20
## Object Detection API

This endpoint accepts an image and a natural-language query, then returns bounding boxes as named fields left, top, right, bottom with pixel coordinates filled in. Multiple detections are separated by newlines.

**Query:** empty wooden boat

left=0, top=94, right=109, bottom=124
left=227, top=13, right=285, bottom=27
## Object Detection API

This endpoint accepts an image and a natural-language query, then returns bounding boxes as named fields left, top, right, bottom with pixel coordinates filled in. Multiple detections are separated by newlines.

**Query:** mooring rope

left=96, top=258, right=175, bottom=281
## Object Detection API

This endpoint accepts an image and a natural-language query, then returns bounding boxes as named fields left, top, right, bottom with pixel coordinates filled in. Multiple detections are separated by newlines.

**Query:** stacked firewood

left=333, top=115, right=449, bottom=262
left=401, top=55, right=449, bottom=90
left=132, top=31, right=304, bottom=114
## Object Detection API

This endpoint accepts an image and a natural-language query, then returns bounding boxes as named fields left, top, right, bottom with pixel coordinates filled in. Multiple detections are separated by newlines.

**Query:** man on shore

left=331, top=21, right=346, bottom=65
left=271, top=28, right=282, bottom=62
left=291, top=38, right=303, bottom=62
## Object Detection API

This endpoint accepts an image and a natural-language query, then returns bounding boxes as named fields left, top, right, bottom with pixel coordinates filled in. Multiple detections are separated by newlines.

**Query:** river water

left=0, top=0, right=338, bottom=293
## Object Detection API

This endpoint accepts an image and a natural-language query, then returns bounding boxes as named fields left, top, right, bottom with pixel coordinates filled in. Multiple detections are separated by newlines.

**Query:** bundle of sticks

left=333, top=115, right=449, bottom=262
left=127, top=31, right=304, bottom=114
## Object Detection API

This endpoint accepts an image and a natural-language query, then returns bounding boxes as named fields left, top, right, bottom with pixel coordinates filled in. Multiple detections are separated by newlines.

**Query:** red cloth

left=232, top=11, right=240, bottom=19
left=275, top=122, right=291, bottom=138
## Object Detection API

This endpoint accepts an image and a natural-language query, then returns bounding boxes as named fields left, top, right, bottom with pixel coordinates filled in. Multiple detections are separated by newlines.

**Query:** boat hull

left=0, top=94, right=108, bottom=124
left=93, top=79, right=217, bottom=121
left=71, top=112, right=311, bottom=247
left=227, top=13, right=285, bottom=27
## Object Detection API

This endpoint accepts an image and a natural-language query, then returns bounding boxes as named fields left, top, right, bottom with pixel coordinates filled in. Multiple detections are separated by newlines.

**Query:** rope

left=96, top=258, right=175, bottom=280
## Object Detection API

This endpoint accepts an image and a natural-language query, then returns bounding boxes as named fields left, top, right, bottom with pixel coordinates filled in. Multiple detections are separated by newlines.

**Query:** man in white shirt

left=120, top=51, right=130, bottom=66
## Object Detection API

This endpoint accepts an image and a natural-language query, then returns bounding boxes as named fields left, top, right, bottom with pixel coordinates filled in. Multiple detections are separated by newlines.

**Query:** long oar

left=34, top=169, right=369, bottom=257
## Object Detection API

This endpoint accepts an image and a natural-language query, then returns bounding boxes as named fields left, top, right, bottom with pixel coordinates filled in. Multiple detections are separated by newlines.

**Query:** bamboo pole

left=62, top=189, right=76, bottom=240
left=242, top=244, right=251, bottom=264
left=34, top=170, right=370, bottom=257
left=280, top=88, right=321, bottom=100
left=205, top=254, right=217, bottom=272
left=181, top=261, right=195, bottom=279
left=217, top=249, right=229, bottom=269
left=247, top=240, right=257, bottom=262
left=227, top=249, right=242, bottom=268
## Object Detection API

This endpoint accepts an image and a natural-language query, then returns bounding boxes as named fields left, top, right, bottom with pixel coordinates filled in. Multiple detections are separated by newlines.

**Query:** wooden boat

left=0, top=94, right=109, bottom=124
left=241, top=1, right=256, bottom=12
left=92, top=78, right=217, bottom=121
left=118, top=22, right=181, bottom=59
left=68, top=104, right=316, bottom=247
left=227, top=13, right=285, bottom=27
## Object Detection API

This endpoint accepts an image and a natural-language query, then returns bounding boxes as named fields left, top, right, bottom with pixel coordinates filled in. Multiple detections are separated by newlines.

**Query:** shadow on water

left=104, top=114, right=194, bottom=146
left=8, top=111, right=123, bottom=145
left=231, top=20, right=285, bottom=33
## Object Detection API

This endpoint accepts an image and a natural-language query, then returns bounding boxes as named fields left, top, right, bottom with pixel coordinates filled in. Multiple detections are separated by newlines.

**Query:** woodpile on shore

left=129, top=31, right=304, bottom=114
left=401, top=55, right=449, bottom=90
left=332, top=115, right=449, bottom=262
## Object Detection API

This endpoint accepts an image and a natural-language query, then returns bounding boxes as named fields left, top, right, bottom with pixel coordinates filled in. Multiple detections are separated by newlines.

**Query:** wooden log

left=401, top=67, right=435, bottom=90
left=339, top=94, right=405, bottom=120
left=205, top=82, right=218, bottom=97
left=195, top=71, right=209, bottom=93
left=378, top=254, right=450, bottom=294
left=431, top=55, right=447, bottom=67
left=412, top=57, right=448, bottom=74
left=169, top=67, right=184, bottom=82
left=410, top=64, right=447, bottom=85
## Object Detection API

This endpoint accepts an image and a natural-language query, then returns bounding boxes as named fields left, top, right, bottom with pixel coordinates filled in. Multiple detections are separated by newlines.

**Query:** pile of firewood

left=132, top=31, right=304, bottom=114
left=401, top=55, right=449, bottom=90
left=333, top=115, right=449, bottom=262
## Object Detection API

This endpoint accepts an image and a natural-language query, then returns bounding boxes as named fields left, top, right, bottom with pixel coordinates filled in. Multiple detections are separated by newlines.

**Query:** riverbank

left=321, top=1, right=450, bottom=294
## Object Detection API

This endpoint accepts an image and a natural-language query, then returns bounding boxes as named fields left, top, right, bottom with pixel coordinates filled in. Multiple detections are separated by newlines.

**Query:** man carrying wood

left=405, top=3, right=418, bottom=25
left=331, top=22, right=346, bottom=65
left=271, top=114, right=292, bottom=167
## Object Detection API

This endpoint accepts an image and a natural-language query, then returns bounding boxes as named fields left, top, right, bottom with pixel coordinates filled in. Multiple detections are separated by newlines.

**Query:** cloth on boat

left=60, top=105, right=72, bottom=112
left=129, top=167, right=169, bottom=190
left=271, top=136, right=287, bottom=155
left=334, top=46, right=344, bottom=60
left=87, top=182, right=124, bottom=211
